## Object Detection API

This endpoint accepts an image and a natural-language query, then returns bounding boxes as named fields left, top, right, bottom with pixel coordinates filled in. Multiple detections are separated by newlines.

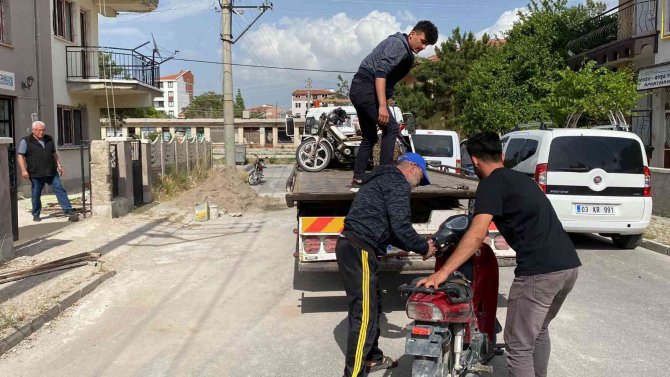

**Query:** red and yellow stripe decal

left=300, top=217, right=345, bottom=234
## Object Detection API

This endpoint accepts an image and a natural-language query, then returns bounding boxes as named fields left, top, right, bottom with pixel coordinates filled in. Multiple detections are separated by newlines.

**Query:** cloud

left=397, top=10, right=417, bottom=25
left=476, top=7, right=528, bottom=39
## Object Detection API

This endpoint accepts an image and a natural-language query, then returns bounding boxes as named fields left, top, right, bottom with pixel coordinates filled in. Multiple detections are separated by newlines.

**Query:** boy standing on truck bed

left=349, top=20, right=438, bottom=193
left=336, top=152, right=438, bottom=377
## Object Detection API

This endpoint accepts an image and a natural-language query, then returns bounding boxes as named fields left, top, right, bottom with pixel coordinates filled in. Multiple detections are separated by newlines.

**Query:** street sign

left=637, top=64, right=670, bottom=90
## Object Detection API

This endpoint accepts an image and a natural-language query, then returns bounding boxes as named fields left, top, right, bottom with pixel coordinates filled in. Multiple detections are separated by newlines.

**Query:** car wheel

left=611, top=234, right=643, bottom=249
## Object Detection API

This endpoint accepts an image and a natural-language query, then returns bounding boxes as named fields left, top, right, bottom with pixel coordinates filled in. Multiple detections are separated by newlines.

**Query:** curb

left=0, top=270, right=116, bottom=356
left=641, top=239, right=670, bottom=256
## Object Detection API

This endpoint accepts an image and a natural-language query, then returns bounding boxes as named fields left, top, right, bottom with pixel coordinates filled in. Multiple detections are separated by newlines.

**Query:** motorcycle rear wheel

left=248, top=171, right=261, bottom=185
left=296, top=139, right=332, bottom=172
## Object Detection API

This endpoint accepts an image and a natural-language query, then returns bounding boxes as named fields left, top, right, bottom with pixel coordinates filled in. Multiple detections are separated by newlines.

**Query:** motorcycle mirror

left=404, top=113, right=416, bottom=135
left=432, top=214, right=472, bottom=249
left=285, top=117, right=295, bottom=137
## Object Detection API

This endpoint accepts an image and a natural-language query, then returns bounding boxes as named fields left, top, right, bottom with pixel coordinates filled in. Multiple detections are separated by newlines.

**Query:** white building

left=154, top=70, right=194, bottom=118
left=291, top=89, right=336, bottom=118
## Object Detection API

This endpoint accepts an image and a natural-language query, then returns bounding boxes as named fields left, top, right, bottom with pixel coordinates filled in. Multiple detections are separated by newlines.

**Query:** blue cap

left=398, top=152, right=431, bottom=186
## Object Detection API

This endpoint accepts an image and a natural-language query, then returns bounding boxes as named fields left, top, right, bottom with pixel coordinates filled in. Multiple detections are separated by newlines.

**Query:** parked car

left=459, top=139, right=476, bottom=177
left=409, top=130, right=461, bottom=173
left=500, top=126, right=652, bottom=249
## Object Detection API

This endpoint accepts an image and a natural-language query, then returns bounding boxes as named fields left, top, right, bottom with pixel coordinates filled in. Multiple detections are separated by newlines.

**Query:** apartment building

left=153, top=70, right=194, bottom=118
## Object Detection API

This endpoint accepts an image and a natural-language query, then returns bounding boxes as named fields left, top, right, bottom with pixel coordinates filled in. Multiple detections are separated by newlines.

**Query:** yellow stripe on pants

left=352, top=249, right=370, bottom=377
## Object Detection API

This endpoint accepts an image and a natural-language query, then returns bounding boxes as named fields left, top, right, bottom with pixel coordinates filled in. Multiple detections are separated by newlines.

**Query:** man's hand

left=21, top=170, right=29, bottom=180
left=416, top=269, right=450, bottom=289
left=423, top=238, right=437, bottom=260
left=57, top=166, right=65, bottom=177
left=377, top=106, right=389, bottom=127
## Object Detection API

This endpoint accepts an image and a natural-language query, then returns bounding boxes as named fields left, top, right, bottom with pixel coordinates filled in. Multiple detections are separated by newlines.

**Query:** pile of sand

left=173, top=167, right=281, bottom=213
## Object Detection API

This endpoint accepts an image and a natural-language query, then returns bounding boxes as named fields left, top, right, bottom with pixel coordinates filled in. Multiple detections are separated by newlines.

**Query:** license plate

left=575, top=204, right=615, bottom=215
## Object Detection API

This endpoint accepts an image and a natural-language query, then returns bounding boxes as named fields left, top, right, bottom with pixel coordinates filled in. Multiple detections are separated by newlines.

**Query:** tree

left=456, top=0, right=612, bottom=134
left=234, top=88, right=246, bottom=118
left=335, top=74, right=350, bottom=98
left=541, top=61, right=641, bottom=126
left=394, top=28, right=494, bottom=130
left=183, top=91, right=224, bottom=118
left=250, top=109, right=266, bottom=119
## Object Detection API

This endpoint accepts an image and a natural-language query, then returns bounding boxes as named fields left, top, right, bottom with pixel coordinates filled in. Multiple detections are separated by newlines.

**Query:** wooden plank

left=0, top=252, right=100, bottom=280
left=289, top=168, right=478, bottom=202
left=0, top=262, right=90, bottom=285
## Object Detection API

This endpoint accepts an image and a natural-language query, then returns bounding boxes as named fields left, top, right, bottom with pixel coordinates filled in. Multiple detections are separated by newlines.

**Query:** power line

left=172, top=57, right=356, bottom=74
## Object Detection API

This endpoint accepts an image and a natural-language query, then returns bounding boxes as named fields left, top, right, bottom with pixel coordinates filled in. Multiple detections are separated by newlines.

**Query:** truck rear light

left=407, top=302, right=443, bottom=322
left=493, top=235, right=510, bottom=250
left=323, top=236, right=338, bottom=253
left=535, top=163, right=548, bottom=193
left=644, top=166, right=651, bottom=197
left=303, top=236, right=321, bottom=254
left=455, top=159, right=461, bottom=175
left=411, top=326, right=432, bottom=336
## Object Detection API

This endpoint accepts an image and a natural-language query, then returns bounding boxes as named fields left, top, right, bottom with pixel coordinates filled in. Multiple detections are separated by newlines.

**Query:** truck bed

left=286, top=167, right=478, bottom=206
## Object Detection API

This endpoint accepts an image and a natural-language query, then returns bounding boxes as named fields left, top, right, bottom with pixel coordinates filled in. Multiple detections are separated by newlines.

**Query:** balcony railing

left=567, top=0, right=657, bottom=57
left=66, top=46, right=160, bottom=89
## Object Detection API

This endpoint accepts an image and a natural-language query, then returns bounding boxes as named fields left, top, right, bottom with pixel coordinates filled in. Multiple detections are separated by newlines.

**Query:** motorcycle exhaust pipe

left=453, top=325, right=465, bottom=372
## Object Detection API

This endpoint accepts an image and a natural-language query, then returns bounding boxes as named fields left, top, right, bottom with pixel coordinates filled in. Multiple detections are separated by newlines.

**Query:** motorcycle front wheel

left=296, top=139, right=332, bottom=172
left=248, top=170, right=262, bottom=185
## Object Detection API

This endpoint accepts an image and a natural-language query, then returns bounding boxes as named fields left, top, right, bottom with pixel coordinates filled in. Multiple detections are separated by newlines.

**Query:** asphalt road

left=0, top=166, right=668, bottom=376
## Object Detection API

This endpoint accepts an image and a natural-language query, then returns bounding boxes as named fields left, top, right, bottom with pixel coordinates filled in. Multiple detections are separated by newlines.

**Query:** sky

left=98, top=0, right=619, bottom=110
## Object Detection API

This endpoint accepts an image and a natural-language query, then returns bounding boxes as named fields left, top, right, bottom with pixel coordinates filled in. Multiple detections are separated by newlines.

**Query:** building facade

left=245, top=104, right=288, bottom=119
left=0, top=0, right=160, bottom=192
left=154, top=70, right=194, bottom=118
left=567, top=0, right=669, bottom=168
left=291, top=89, right=336, bottom=118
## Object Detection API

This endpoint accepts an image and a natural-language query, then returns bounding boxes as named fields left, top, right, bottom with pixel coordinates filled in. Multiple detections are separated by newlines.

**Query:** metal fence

left=566, top=0, right=657, bottom=56
left=66, top=46, right=160, bottom=88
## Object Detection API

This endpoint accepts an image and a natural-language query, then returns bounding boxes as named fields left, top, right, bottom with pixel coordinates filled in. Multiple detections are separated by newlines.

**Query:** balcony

left=92, top=0, right=158, bottom=16
left=66, top=46, right=162, bottom=96
left=566, top=0, right=657, bottom=68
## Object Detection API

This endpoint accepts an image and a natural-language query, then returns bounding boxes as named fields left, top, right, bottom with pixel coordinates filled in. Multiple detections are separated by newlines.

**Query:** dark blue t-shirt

left=474, top=168, right=581, bottom=276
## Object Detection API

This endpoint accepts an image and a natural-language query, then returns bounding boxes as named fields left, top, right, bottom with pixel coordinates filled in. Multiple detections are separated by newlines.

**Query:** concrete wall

left=651, top=167, right=670, bottom=217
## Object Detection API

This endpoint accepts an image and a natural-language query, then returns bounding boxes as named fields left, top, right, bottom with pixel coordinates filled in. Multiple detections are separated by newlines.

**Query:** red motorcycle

left=399, top=215, right=502, bottom=377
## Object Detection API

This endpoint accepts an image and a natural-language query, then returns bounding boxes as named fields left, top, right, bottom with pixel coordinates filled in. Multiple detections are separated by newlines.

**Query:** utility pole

left=220, top=0, right=273, bottom=167
left=305, top=78, right=312, bottom=115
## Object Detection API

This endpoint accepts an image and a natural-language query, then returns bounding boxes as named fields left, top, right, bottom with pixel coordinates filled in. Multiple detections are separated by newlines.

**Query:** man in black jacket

left=337, top=152, right=438, bottom=377
left=17, top=121, right=78, bottom=222
left=349, top=21, right=438, bottom=192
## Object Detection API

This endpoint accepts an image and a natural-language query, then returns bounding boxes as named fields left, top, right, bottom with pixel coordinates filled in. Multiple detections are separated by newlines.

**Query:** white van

left=409, top=130, right=461, bottom=173
left=500, top=127, right=652, bottom=248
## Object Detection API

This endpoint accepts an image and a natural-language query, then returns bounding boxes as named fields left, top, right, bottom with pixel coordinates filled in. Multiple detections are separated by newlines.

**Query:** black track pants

left=336, top=237, right=383, bottom=377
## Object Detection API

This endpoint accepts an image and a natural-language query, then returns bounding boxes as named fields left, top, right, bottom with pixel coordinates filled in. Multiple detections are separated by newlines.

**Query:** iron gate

left=110, top=144, right=119, bottom=198
left=8, top=146, right=18, bottom=241
left=130, top=141, right=143, bottom=206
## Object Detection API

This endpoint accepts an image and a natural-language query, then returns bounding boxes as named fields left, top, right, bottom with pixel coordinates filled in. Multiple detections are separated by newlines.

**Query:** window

left=296, top=103, right=301, bottom=108
left=168, top=82, right=173, bottom=88
left=57, top=106, right=82, bottom=146
left=53, top=0, right=73, bottom=41
left=157, top=101, right=164, bottom=107
left=0, top=97, right=12, bottom=138
left=548, top=136, right=644, bottom=174
left=411, top=135, right=454, bottom=157
left=168, top=101, right=174, bottom=107
left=0, top=0, right=11, bottom=45
left=503, top=139, right=526, bottom=169
left=169, top=110, right=174, bottom=116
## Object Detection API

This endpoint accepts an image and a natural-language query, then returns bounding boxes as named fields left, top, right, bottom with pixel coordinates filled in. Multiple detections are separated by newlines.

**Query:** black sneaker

left=33, top=215, right=41, bottom=222
left=350, top=180, right=363, bottom=193
left=64, top=210, right=79, bottom=222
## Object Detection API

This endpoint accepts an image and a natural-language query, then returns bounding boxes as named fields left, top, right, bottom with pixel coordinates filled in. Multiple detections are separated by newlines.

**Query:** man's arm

left=53, top=152, right=64, bottom=176
left=383, top=180, right=430, bottom=254
left=375, top=78, right=389, bottom=126
left=17, top=154, right=29, bottom=179
left=416, top=214, right=493, bottom=288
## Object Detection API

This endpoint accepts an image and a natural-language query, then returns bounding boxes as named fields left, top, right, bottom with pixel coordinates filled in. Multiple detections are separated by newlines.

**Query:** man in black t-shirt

left=417, top=131, right=581, bottom=377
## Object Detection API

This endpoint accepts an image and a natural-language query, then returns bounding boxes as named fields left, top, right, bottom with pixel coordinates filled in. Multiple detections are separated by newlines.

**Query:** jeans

left=30, top=175, right=73, bottom=217
left=504, top=268, right=579, bottom=377
left=350, top=77, right=400, bottom=181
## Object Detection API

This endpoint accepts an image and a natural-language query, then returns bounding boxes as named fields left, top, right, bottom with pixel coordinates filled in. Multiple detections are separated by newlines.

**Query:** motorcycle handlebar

left=398, top=278, right=472, bottom=304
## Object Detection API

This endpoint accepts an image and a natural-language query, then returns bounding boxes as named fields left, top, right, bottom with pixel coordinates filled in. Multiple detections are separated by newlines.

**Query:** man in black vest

left=349, top=21, right=438, bottom=192
left=17, top=121, right=78, bottom=222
